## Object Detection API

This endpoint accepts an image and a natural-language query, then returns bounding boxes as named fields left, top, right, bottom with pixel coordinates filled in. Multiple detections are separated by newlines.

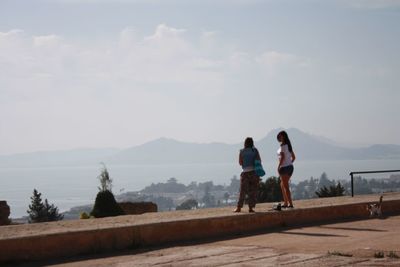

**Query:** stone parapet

left=118, top=201, right=157, bottom=215
left=0, top=201, right=10, bottom=226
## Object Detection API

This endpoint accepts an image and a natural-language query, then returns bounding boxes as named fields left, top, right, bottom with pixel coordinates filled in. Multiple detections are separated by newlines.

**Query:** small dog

left=367, top=195, right=383, bottom=217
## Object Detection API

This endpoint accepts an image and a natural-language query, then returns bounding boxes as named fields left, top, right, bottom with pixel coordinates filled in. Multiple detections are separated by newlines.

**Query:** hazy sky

left=1, top=0, right=399, bottom=155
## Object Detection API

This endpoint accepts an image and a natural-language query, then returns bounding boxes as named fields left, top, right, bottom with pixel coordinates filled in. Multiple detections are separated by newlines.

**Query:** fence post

left=350, top=173, right=354, bottom=197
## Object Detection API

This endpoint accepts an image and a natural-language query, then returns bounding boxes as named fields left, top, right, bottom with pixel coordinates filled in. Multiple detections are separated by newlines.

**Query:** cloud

left=0, top=24, right=225, bottom=99
left=0, top=29, right=27, bottom=50
left=145, top=24, right=186, bottom=40
left=0, top=29, right=24, bottom=39
left=0, top=26, right=313, bottom=101
left=33, top=35, right=63, bottom=47
left=1, top=26, right=313, bottom=105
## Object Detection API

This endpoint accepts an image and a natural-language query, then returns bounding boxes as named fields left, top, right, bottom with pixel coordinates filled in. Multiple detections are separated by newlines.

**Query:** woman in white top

left=277, top=130, right=296, bottom=208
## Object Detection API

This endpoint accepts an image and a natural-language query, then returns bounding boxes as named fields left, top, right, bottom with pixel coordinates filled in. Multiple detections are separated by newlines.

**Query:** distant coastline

left=10, top=167, right=400, bottom=222
left=1, top=128, right=400, bottom=168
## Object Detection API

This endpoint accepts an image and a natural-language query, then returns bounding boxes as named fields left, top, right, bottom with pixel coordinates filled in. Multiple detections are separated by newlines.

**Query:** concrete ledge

left=1, top=193, right=400, bottom=263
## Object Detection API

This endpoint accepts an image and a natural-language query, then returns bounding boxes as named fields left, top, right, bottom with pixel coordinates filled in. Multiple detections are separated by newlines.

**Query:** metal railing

left=349, top=169, right=400, bottom=197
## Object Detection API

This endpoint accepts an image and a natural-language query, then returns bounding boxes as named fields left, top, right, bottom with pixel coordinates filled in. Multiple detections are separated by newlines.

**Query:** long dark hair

left=277, top=131, right=293, bottom=152
left=244, top=137, right=254, bottom=149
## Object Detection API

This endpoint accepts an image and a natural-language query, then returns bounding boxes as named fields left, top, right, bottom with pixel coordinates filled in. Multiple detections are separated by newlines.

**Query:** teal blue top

left=240, top=147, right=260, bottom=171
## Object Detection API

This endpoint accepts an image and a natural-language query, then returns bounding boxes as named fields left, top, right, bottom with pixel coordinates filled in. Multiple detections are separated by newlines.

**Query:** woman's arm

left=256, top=149, right=261, bottom=161
left=239, top=152, right=243, bottom=166
left=291, top=151, right=296, bottom=163
left=278, top=152, right=285, bottom=171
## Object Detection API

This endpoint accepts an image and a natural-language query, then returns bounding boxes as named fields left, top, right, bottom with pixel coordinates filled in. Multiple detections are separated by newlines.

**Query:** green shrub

left=176, top=199, right=198, bottom=210
left=257, top=176, right=283, bottom=203
left=316, top=182, right=345, bottom=198
left=388, top=251, right=399, bottom=258
left=80, top=212, right=90, bottom=219
left=90, top=190, right=125, bottom=218
left=374, top=251, right=385, bottom=258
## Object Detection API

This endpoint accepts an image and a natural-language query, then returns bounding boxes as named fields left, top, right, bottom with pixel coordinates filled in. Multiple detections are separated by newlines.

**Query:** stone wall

left=0, top=201, right=10, bottom=225
left=118, top=202, right=157, bottom=215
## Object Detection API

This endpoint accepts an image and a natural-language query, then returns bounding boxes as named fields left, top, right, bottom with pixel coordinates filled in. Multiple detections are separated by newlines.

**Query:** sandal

left=233, top=207, right=241, bottom=213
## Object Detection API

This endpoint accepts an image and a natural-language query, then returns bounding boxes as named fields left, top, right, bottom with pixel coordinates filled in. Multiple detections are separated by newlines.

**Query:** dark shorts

left=279, top=165, right=294, bottom=176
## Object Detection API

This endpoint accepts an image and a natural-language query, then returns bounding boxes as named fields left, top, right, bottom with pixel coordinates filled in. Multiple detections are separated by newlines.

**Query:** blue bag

left=254, top=159, right=266, bottom=177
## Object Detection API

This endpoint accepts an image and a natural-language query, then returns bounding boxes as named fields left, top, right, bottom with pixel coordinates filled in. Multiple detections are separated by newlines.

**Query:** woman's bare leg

left=280, top=176, right=288, bottom=206
left=282, top=175, right=293, bottom=206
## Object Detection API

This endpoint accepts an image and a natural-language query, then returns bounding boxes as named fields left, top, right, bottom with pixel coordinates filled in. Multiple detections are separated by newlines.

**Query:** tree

left=223, top=192, right=230, bottom=204
left=98, top=163, right=112, bottom=192
left=176, top=199, right=198, bottom=210
left=27, top=189, right=45, bottom=223
left=292, top=176, right=318, bottom=200
left=257, top=176, right=283, bottom=203
left=187, top=181, right=198, bottom=191
left=43, top=199, right=64, bottom=221
left=307, top=177, right=319, bottom=197
left=27, top=189, right=63, bottom=223
left=164, top=178, right=186, bottom=193
left=353, top=176, right=373, bottom=195
left=198, top=181, right=214, bottom=192
left=227, top=175, right=240, bottom=193
left=91, top=164, right=124, bottom=218
left=202, top=185, right=216, bottom=207
left=315, top=182, right=346, bottom=198
left=318, top=172, right=334, bottom=189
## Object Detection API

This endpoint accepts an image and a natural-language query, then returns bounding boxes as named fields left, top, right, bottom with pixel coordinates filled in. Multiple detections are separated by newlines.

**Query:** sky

left=1, top=0, right=399, bottom=155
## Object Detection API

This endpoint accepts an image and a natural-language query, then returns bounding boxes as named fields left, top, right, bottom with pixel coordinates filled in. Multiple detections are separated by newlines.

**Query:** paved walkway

left=12, top=215, right=400, bottom=267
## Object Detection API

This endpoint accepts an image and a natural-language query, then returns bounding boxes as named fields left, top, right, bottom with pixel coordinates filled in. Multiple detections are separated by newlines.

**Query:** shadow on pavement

left=279, top=231, right=347, bottom=237
left=318, top=225, right=387, bottom=232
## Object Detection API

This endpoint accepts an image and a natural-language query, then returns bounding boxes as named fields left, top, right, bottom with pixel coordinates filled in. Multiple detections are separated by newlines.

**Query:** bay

left=1, top=159, right=399, bottom=218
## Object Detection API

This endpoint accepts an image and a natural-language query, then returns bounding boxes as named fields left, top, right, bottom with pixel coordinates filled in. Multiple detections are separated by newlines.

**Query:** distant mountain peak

left=153, top=137, right=176, bottom=143
left=1, top=128, right=399, bottom=167
left=141, top=137, right=180, bottom=146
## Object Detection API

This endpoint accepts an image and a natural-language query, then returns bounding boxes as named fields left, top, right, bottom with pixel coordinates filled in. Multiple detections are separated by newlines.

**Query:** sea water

left=1, top=159, right=399, bottom=218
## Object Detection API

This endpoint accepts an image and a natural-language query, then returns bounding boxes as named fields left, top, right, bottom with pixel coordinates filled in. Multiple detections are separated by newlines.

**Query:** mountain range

left=1, top=128, right=399, bottom=167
